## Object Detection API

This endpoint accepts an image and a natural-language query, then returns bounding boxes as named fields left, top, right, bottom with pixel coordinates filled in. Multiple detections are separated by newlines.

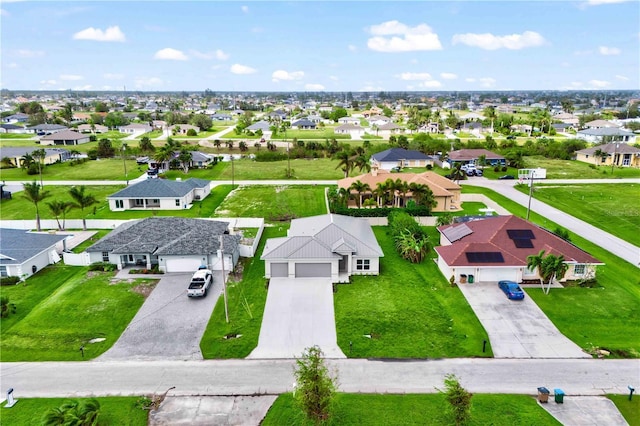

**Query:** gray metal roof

left=27, top=124, right=68, bottom=131
left=247, top=121, right=271, bottom=131
left=0, top=228, right=66, bottom=265
left=261, top=214, right=383, bottom=260
left=40, top=130, right=87, bottom=140
left=442, top=223, right=473, bottom=243
left=86, top=217, right=238, bottom=256
left=108, top=178, right=210, bottom=199
left=0, top=147, right=69, bottom=158
left=578, top=128, right=635, bottom=136
left=372, top=148, right=429, bottom=162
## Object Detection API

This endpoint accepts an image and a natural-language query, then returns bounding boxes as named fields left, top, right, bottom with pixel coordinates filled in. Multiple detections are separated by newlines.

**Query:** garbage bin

left=537, top=387, right=549, bottom=403
left=468, top=275, right=474, bottom=284
left=460, top=274, right=467, bottom=283
left=554, top=388, right=564, bottom=404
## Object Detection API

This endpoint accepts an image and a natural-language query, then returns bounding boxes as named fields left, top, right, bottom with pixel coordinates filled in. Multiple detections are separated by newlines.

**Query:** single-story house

left=583, top=119, right=620, bottom=129
left=107, top=178, right=211, bottom=211
left=1, top=147, right=71, bottom=166
left=334, top=123, right=365, bottom=138
left=118, top=123, right=153, bottom=134
left=211, top=113, right=233, bottom=121
left=26, top=124, right=68, bottom=134
left=459, top=112, right=485, bottom=121
left=85, top=217, right=240, bottom=272
left=447, top=149, right=505, bottom=166
left=338, top=116, right=361, bottom=125
left=2, top=113, right=29, bottom=124
left=576, top=128, right=636, bottom=144
left=291, top=119, right=317, bottom=130
left=375, top=122, right=402, bottom=138
left=553, top=112, right=579, bottom=125
left=0, top=124, right=27, bottom=134
left=435, top=215, right=603, bottom=284
left=261, top=214, right=383, bottom=283
left=575, top=143, right=640, bottom=168
left=551, top=123, right=574, bottom=132
left=77, top=124, right=108, bottom=133
left=338, top=169, right=461, bottom=211
left=370, top=148, right=434, bottom=170
left=246, top=120, right=271, bottom=132
left=152, top=120, right=167, bottom=130
left=368, top=115, right=392, bottom=126
left=417, top=122, right=440, bottom=133
left=169, top=124, right=199, bottom=135
left=39, top=130, right=91, bottom=146
left=0, top=228, right=67, bottom=279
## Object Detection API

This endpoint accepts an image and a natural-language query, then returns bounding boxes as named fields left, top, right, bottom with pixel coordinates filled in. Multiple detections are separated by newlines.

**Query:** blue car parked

left=498, top=280, right=525, bottom=300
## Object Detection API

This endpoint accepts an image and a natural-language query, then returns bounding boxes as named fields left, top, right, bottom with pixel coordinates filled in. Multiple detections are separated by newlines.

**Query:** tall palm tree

left=22, top=181, right=50, bottom=232
left=450, top=163, right=466, bottom=184
left=153, top=144, right=174, bottom=172
left=139, top=136, right=155, bottom=153
left=47, top=200, right=72, bottom=230
left=394, top=179, right=409, bottom=207
left=353, top=154, right=371, bottom=174
left=1, top=156, right=15, bottom=168
left=373, top=182, right=387, bottom=207
left=69, top=186, right=97, bottom=231
left=333, top=150, right=355, bottom=178
left=213, top=139, right=222, bottom=152
left=349, top=180, right=371, bottom=208
left=408, top=182, right=436, bottom=210
left=20, top=153, right=35, bottom=171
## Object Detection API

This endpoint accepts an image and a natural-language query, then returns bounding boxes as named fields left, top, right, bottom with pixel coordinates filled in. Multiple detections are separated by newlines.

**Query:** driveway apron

left=248, top=278, right=346, bottom=359
left=98, top=272, right=222, bottom=361
left=457, top=282, right=591, bottom=358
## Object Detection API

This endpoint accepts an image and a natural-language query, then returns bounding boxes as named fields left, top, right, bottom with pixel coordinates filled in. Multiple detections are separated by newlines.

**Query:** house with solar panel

left=434, top=215, right=602, bottom=284
left=107, top=178, right=211, bottom=211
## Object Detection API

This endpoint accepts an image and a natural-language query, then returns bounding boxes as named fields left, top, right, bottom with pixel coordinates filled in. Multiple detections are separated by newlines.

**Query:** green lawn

left=464, top=185, right=640, bottom=357
left=262, top=393, right=561, bottom=426
left=136, top=130, right=163, bottom=139
left=521, top=156, right=640, bottom=179
left=0, top=184, right=233, bottom=221
left=214, top=185, right=328, bottom=220
left=0, top=397, right=148, bottom=426
left=0, top=265, right=151, bottom=361
left=72, top=230, right=111, bottom=253
left=0, top=133, right=34, bottom=139
left=272, top=129, right=351, bottom=140
left=523, top=183, right=640, bottom=246
left=200, top=226, right=288, bottom=358
left=335, top=228, right=491, bottom=358
left=608, top=394, right=640, bottom=426
left=213, top=158, right=345, bottom=180
left=0, top=158, right=139, bottom=181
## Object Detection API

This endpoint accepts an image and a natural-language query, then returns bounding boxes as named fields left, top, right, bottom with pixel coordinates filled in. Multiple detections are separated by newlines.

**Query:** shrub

left=254, top=151, right=288, bottom=162
left=0, top=276, right=20, bottom=286
left=332, top=206, right=432, bottom=217
left=494, top=166, right=500, bottom=172
left=1, top=296, right=17, bottom=318
left=501, top=166, right=508, bottom=172
left=88, top=262, right=117, bottom=272
left=186, top=129, right=197, bottom=136
left=426, top=164, right=433, bottom=170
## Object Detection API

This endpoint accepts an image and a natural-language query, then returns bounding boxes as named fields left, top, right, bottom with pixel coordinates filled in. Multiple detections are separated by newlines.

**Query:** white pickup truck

left=187, top=269, right=213, bottom=297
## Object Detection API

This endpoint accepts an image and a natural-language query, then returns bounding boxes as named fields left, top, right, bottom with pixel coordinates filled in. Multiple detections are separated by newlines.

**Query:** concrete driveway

left=98, top=272, right=223, bottom=361
left=457, top=282, right=590, bottom=358
left=248, top=278, right=346, bottom=359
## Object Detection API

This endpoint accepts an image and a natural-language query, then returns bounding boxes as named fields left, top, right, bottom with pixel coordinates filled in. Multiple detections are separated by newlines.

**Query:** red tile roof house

left=435, top=215, right=602, bottom=284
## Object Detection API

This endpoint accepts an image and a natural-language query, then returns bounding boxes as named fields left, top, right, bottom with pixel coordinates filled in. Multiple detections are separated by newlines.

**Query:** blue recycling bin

left=554, top=388, right=564, bottom=403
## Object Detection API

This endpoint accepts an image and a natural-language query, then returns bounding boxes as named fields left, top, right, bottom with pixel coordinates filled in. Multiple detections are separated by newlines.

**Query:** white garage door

left=478, top=268, right=518, bottom=282
left=295, top=263, right=331, bottom=278
left=270, top=263, right=288, bottom=277
left=165, top=257, right=203, bottom=272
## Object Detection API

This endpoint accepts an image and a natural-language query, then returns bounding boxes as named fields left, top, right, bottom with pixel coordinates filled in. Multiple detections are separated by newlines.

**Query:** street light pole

left=122, top=143, right=128, bottom=185
left=230, top=155, right=235, bottom=188
left=526, top=169, right=534, bottom=221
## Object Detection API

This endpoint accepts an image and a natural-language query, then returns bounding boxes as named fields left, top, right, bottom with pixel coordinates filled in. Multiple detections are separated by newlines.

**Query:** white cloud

left=16, top=49, right=44, bottom=58
left=440, top=72, right=457, bottom=80
left=305, top=83, right=325, bottom=91
left=615, top=75, right=629, bottom=81
left=329, top=75, right=339, bottom=81
left=588, top=79, right=611, bottom=88
left=72, top=25, right=126, bottom=42
left=40, top=79, right=57, bottom=86
left=272, top=70, right=304, bottom=82
left=479, top=77, right=497, bottom=88
left=599, top=46, right=621, bottom=55
left=367, top=20, right=442, bottom=52
left=134, top=77, right=163, bottom=88
left=241, top=5, right=249, bottom=13
left=348, top=44, right=357, bottom=52
left=230, top=64, right=257, bottom=74
left=396, top=72, right=432, bottom=81
left=73, top=84, right=93, bottom=90
left=215, top=49, right=229, bottom=60
left=103, top=73, right=124, bottom=80
left=452, top=31, right=545, bottom=50
left=418, top=80, right=442, bottom=88
left=59, top=74, right=83, bottom=81
left=465, top=78, right=476, bottom=83
left=584, top=0, right=631, bottom=5
left=154, top=48, right=188, bottom=61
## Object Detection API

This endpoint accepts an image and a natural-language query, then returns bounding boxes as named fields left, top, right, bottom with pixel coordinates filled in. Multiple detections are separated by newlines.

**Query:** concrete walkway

left=248, top=278, right=345, bottom=359
left=539, top=396, right=629, bottom=426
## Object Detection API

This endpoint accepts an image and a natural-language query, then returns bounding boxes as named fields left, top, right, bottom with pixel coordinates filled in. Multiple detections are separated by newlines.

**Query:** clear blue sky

left=1, top=0, right=638, bottom=92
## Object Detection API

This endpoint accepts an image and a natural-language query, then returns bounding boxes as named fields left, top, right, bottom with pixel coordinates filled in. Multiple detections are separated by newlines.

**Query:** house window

left=102, top=251, right=109, bottom=262
left=134, top=199, right=144, bottom=206
left=115, top=200, right=123, bottom=209
left=0, top=266, right=7, bottom=277
left=574, top=264, right=586, bottom=275
left=175, top=199, right=180, bottom=206
left=356, top=259, right=370, bottom=270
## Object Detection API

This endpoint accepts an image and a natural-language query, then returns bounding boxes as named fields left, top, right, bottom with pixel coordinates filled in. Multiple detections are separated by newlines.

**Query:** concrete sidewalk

left=539, top=396, right=629, bottom=426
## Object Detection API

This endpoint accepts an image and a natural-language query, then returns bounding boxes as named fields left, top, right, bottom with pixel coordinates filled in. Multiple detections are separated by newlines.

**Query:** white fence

left=1, top=217, right=265, bottom=231
left=63, top=252, right=91, bottom=266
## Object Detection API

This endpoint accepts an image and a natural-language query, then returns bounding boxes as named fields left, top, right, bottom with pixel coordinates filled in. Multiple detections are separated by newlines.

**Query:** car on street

left=498, top=280, right=525, bottom=300
left=498, top=175, right=515, bottom=180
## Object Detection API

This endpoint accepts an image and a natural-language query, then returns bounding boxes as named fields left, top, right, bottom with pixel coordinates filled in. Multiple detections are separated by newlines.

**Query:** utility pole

left=526, top=169, right=534, bottom=220
left=219, top=235, right=229, bottom=323
left=611, top=143, right=619, bottom=175
left=122, top=143, right=128, bottom=185
left=231, top=155, right=235, bottom=188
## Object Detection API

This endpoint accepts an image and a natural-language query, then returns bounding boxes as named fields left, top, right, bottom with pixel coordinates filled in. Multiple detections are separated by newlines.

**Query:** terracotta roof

left=577, top=143, right=640, bottom=155
left=338, top=170, right=460, bottom=197
left=435, top=215, right=602, bottom=267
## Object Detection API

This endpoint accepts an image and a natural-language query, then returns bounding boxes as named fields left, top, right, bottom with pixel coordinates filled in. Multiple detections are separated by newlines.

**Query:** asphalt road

left=1, top=358, right=637, bottom=397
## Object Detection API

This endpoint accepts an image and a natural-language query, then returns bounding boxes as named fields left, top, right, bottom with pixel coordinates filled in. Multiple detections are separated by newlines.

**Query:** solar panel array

left=442, top=223, right=473, bottom=242
left=507, top=229, right=535, bottom=249
left=466, top=252, right=505, bottom=263
left=514, top=239, right=534, bottom=248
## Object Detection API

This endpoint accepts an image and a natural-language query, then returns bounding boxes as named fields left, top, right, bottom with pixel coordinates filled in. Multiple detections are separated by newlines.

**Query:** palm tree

left=20, top=152, right=35, bottom=171
left=333, top=150, right=355, bottom=178
left=226, top=140, right=234, bottom=150
left=1, top=156, right=15, bottom=168
left=239, top=141, right=248, bottom=152
left=23, top=181, right=50, bottom=231
left=450, top=163, right=466, bottom=184
left=213, top=139, right=222, bottom=152
left=436, top=213, right=454, bottom=227
left=254, top=141, right=261, bottom=151
left=408, top=182, right=436, bottom=210
left=373, top=182, right=387, bottom=207
left=353, top=155, right=371, bottom=174
left=153, top=145, right=174, bottom=172
left=349, top=180, right=371, bottom=208
left=541, top=254, right=568, bottom=294
left=178, top=149, right=192, bottom=173
left=47, top=200, right=72, bottom=230
left=393, top=179, right=409, bottom=207
left=139, top=136, right=155, bottom=153
left=69, top=186, right=97, bottom=231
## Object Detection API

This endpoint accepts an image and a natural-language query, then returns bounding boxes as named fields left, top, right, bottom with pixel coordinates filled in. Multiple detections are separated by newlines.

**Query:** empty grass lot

left=0, top=158, right=140, bottom=181
left=464, top=185, right=640, bottom=357
left=262, top=393, right=560, bottom=426
left=0, top=397, right=148, bottom=426
left=0, top=265, right=151, bottom=361
left=521, top=156, right=640, bottom=179
left=200, top=226, right=288, bottom=358
left=271, top=129, right=351, bottom=140
left=214, top=157, right=345, bottom=180
left=214, top=185, right=329, bottom=220
left=524, top=183, right=640, bottom=246
left=335, top=227, right=491, bottom=358
left=0, top=184, right=233, bottom=221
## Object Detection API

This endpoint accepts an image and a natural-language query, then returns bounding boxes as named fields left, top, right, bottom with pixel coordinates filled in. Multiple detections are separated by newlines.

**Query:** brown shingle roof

left=448, top=149, right=504, bottom=161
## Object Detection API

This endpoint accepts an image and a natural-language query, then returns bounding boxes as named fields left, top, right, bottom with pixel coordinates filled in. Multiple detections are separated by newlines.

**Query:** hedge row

left=332, top=206, right=432, bottom=217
